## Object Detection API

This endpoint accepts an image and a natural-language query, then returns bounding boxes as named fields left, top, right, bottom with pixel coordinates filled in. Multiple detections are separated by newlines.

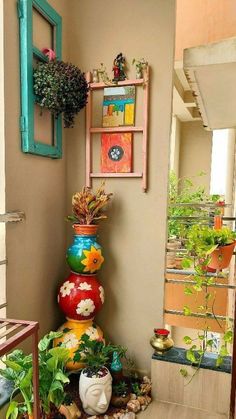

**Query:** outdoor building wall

left=65, top=0, right=176, bottom=373
left=179, top=121, right=212, bottom=193
left=4, top=0, right=69, bottom=337
left=176, top=0, right=236, bottom=61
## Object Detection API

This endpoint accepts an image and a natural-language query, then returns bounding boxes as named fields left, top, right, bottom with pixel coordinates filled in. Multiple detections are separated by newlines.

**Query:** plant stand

left=0, top=318, right=40, bottom=418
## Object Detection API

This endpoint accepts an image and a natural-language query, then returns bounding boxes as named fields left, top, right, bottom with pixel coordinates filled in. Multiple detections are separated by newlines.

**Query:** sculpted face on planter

left=79, top=369, right=112, bottom=415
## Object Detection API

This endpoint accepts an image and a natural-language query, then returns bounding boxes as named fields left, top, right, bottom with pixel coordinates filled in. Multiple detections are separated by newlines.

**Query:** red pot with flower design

left=58, top=272, right=105, bottom=321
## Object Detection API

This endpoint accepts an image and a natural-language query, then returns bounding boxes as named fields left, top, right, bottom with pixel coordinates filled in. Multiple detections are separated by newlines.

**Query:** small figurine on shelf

left=113, top=53, right=127, bottom=82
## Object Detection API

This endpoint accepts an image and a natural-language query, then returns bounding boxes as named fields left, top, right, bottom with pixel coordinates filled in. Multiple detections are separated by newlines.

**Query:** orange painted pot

left=208, top=241, right=236, bottom=270
left=73, top=224, right=98, bottom=236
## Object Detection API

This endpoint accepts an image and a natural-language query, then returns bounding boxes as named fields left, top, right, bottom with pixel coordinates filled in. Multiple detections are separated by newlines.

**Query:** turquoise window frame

left=18, top=0, right=62, bottom=158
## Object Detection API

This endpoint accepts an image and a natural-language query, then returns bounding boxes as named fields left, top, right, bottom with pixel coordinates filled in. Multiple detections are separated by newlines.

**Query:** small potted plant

left=111, top=381, right=131, bottom=407
left=74, top=334, right=126, bottom=416
left=0, top=331, right=72, bottom=419
left=132, top=58, right=148, bottom=79
left=34, top=55, right=89, bottom=128
left=66, top=183, right=112, bottom=274
left=186, top=225, right=236, bottom=270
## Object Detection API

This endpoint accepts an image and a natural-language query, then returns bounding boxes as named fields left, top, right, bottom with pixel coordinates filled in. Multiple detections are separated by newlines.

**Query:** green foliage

left=73, top=334, right=127, bottom=375
left=168, top=170, right=220, bottom=239
left=67, top=182, right=113, bottom=225
left=0, top=331, right=70, bottom=418
left=186, top=225, right=236, bottom=258
left=34, top=59, right=89, bottom=128
left=112, top=381, right=129, bottom=397
left=131, top=381, right=142, bottom=396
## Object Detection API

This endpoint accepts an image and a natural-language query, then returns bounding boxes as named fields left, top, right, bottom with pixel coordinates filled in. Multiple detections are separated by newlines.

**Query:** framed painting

left=101, top=133, right=132, bottom=173
left=18, top=0, right=62, bottom=158
left=102, top=86, right=135, bottom=127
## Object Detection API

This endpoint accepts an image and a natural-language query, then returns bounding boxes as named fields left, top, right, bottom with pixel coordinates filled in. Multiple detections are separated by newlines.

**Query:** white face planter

left=79, top=367, right=112, bottom=415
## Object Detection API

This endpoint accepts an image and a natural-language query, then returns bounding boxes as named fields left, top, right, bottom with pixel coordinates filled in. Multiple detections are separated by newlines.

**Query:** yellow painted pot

left=54, top=318, right=103, bottom=371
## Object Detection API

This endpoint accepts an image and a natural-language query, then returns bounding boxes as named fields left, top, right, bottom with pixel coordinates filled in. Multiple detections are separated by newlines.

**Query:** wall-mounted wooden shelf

left=85, top=68, right=149, bottom=192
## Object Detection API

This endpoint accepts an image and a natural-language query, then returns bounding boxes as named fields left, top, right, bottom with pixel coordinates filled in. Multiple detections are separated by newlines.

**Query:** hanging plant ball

left=33, top=59, right=89, bottom=128
left=58, top=272, right=105, bottom=321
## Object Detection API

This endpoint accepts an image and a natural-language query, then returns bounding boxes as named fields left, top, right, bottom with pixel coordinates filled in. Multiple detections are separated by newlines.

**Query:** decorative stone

left=141, top=405, right=147, bottom=411
left=120, top=412, right=136, bottom=419
left=143, top=376, right=151, bottom=384
left=140, top=382, right=152, bottom=395
left=127, top=399, right=141, bottom=413
left=130, top=393, right=137, bottom=400
left=144, top=395, right=152, bottom=405
left=137, top=396, right=147, bottom=406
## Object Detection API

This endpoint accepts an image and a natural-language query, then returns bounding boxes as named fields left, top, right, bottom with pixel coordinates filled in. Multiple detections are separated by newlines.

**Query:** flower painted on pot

left=76, top=299, right=95, bottom=317
left=58, top=272, right=104, bottom=321
left=60, top=281, right=75, bottom=297
left=81, top=246, right=104, bottom=273
left=78, top=282, right=92, bottom=291
left=66, top=233, right=104, bottom=274
left=99, top=286, right=105, bottom=304
left=62, top=333, right=79, bottom=349
left=54, top=319, right=103, bottom=371
left=85, top=326, right=100, bottom=340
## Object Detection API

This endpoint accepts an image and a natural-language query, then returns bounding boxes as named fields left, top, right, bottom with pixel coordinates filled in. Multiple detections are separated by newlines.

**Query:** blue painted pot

left=66, top=225, right=104, bottom=274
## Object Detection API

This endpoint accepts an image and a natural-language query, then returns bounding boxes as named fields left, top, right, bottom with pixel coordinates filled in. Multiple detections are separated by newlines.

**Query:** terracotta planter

left=66, top=225, right=104, bottom=274
left=73, top=224, right=98, bottom=236
left=54, top=318, right=103, bottom=371
left=208, top=241, right=236, bottom=270
left=58, top=272, right=105, bottom=321
left=111, top=393, right=131, bottom=408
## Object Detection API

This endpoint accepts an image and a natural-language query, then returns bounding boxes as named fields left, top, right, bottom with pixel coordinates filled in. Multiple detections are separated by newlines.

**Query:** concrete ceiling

left=183, top=37, right=236, bottom=131
left=173, top=61, right=201, bottom=122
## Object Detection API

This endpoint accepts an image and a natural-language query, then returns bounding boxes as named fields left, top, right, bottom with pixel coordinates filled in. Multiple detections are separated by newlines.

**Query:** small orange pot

left=73, top=224, right=98, bottom=236
left=208, top=241, right=236, bottom=270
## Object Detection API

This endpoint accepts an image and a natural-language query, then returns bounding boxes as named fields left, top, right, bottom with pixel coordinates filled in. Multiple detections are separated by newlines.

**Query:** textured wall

left=65, top=0, right=176, bottom=373
left=4, top=0, right=69, bottom=337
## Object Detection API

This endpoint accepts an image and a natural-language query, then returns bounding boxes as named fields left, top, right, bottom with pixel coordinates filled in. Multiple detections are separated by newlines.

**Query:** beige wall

left=176, top=0, right=236, bottom=61
left=4, top=0, right=69, bottom=336
left=65, top=0, right=176, bottom=373
left=179, top=121, right=212, bottom=192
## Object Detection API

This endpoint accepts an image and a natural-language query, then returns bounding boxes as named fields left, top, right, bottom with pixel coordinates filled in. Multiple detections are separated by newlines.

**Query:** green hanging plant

left=33, top=59, right=89, bottom=128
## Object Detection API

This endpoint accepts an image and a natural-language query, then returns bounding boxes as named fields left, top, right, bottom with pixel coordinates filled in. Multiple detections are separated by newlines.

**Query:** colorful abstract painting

left=101, top=133, right=132, bottom=173
left=102, top=86, right=135, bottom=127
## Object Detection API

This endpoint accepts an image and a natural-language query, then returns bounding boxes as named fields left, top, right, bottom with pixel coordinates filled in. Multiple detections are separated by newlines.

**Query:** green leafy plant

left=0, top=331, right=70, bottom=419
left=112, top=381, right=129, bottom=397
left=168, top=170, right=220, bottom=240
left=132, top=58, right=148, bottom=71
left=34, top=59, right=89, bottom=128
left=180, top=226, right=235, bottom=383
left=73, top=334, right=127, bottom=376
left=66, top=182, right=113, bottom=225
left=186, top=225, right=236, bottom=258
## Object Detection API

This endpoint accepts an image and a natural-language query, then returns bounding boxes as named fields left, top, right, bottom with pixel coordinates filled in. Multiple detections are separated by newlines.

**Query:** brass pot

left=150, top=328, right=174, bottom=355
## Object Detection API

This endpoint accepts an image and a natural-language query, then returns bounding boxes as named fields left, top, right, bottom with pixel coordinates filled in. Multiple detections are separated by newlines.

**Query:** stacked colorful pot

left=55, top=224, right=105, bottom=370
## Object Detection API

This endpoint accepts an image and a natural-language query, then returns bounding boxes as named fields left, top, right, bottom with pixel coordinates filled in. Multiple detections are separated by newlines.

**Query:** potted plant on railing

left=66, top=182, right=112, bottom=274
left=180, top=225, right=235, bottom=382
left=74, top=334, right=126, bottom=416
left=0, top=331, right=73, bottom=419
left=186, top=224, right=236, bottom=271
left=33, top=51, right=89, bottom=128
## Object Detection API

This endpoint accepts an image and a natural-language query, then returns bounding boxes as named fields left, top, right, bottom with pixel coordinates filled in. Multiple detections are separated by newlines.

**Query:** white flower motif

left=99, top=286, right=105, bottom=304
left=78, top=282, right=92, bottom=291
left=60, top=281, right=75, bottom=297
left=76, top=299, right=95, bottom=317
left=62, top=333, right=78, bottom=349
left=85, top=326, right=100, bottom=340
